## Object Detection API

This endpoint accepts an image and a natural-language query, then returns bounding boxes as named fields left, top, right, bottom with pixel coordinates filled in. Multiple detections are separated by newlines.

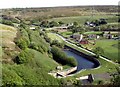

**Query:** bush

left=28, top=31, right=49, bottom=53
left=51, top=46, right=77, bottom=66
left=2, top=66, right=23, bottom=86
left=2, top=20, right=14, bottom=26
left=16, top=37, right=29, bottom=50
left=51, top=40, right=65, bottom=48
left=15, top=49, right=34, bottom=64
left=67, top=56, right=77, bottom=67
left=15, top=29, right=30, bottom=50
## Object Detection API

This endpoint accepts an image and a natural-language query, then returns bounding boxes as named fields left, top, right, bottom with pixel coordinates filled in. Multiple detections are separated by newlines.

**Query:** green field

left=59, top=31, right=72, bottom=38
left=81, top=40, right=119, bottom=62
left=49, top=15, right=118, bottom=24
left=47, top=33, right=63, bottom=42
left=84, top=31, right=103, bottom=35
left=94, top=40, right=119, bottom=61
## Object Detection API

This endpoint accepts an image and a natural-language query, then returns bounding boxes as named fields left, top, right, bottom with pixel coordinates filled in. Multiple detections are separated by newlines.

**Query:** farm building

left=30, top=26, right=36, bottom=30
left=79, top=39, right=89, bottom=44
left=71, top=34, right=81, bottom=41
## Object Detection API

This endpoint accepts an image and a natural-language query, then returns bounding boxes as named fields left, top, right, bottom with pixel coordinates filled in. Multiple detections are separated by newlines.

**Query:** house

left=103, top=33, right=113, bottom=39
left=79, top=39, right=89, bottom=44
left=56, top=66, right=63, bottom=70
left=76, top=74, right=94, bottom=84
left=88, top=34, right=100, bottom=39
left=30, top=26, right=36, bottom=30
left=71, top=34, right=81, bottom=41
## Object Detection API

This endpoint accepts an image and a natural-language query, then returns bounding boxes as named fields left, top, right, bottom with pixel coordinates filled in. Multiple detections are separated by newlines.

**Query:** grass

left=84, top=31, right=103, bottom=35
left=28, top=48, right=59, bottom=71
left=47, top=33, right=63, bottom=42
left=49, top=15, right=118, bottom=25
left=0, top=46, right=2, bottom=58
left=95, top=40, right=119, bottom=62
left=0, top=24, right=17, bottom=48
left=81, top=40, right=119, bottom=62
left=59, top=31, right=72, bottom=38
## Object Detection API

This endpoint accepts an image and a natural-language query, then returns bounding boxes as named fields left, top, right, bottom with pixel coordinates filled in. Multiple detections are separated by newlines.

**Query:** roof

left=30, top=27, right=36, bottom=30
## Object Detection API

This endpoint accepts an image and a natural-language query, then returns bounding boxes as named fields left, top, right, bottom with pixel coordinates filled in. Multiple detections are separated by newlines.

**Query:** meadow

left=49, top=15, right=118, bottom=25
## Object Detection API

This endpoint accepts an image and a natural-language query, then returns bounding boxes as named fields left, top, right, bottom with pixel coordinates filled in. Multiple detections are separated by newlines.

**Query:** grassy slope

left=28, top=48, right=59, bottom=71
left=0, top=24, right=17, bottom=48
left=1, top=24, right=60, bottom=85
left=0, top=24, right=18, bottom=63
left=47, top=33, right=63, bottom=42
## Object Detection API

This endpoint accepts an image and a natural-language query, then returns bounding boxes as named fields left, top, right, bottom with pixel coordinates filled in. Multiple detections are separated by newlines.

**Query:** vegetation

left=1, top=6, right=119, bottom=86
left=51, top=46, right=77, bottom=67
left=1, top=24, right=61, bottom=86
left=111, top=67, right=120, bottom=85
left=93, top=47, right=104, bottom=58
left=92, top=40, right=119, bottom=62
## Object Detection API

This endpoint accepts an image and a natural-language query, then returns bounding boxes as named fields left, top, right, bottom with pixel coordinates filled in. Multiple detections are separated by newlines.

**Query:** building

left=79, top=39, right=89, bottom=44
left=71, top=34, right=81, bottom=41
left=30, top=27, right=36, bottom=30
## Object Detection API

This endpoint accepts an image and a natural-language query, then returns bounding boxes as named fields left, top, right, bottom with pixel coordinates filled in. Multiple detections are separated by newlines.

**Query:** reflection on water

left=64, top=50, right=95, bottom=71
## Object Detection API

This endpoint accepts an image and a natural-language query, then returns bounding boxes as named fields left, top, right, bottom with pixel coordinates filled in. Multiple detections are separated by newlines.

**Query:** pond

left=64, top=49, right=96, bottom=71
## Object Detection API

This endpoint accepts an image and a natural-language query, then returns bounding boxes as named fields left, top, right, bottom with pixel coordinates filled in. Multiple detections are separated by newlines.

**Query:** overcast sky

left=0, top=0, right=119, bottom=9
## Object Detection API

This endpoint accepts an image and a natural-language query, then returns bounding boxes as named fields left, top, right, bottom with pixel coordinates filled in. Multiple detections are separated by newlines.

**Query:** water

left=64, top=50, right=95, bottom=71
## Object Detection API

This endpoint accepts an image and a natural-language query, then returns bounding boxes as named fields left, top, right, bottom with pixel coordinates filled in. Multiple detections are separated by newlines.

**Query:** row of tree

left=51, top=46, right=77, bottom=67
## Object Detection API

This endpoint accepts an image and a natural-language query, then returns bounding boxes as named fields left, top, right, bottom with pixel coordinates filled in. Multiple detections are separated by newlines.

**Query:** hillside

left=0, top=24, right=18, bottom=63
left=1, top=5, right=118, bottom=20
left=1, top=24, right=61, bottom=85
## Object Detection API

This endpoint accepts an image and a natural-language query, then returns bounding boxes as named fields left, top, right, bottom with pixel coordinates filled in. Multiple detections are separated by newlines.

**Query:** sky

left=0, top=0, right=119, bottom=9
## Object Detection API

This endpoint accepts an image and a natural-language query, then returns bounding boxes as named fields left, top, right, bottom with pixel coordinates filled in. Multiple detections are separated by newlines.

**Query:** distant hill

left=1, top=5, right=118, bottom=20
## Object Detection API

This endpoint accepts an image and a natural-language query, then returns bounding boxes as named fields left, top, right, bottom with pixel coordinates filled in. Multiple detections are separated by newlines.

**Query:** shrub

left=15, top=49, right=34, bottom=64
left=51, top=46, right=77, bottom=66
left=51, top=40, right=65, bottom=48
left=16, top=37, right=28, bottom=50
left=28, top=31, right=49, bottom=53
left=67, top=56, right=77, bottom=66
left=2, top=66, right=23, bottom=86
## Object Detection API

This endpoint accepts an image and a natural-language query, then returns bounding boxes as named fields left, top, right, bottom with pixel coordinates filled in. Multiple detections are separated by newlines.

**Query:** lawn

left=47, top=33, right=63, bottom=42
left=81, top=40, right=119, bottom=62
left=59, top=31, right=72, bottom=38
left=84, top=31, right=103, bottom=35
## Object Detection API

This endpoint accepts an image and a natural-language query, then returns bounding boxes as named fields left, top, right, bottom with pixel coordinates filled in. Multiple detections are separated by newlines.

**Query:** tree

left=73, top=22, right=78, bottom=27
left=111, top=67, right=120, bottom=85
left=15, top=49, right=34, bottom=64
left=58, top=21, right=64, bottom=26
left=49, top=21, right=59, bottom=27
left=51, top=46, right=77, bottom=66
left=16, top=37, right=28, bottom=50
left=93, top=47, right=104, bottom=58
